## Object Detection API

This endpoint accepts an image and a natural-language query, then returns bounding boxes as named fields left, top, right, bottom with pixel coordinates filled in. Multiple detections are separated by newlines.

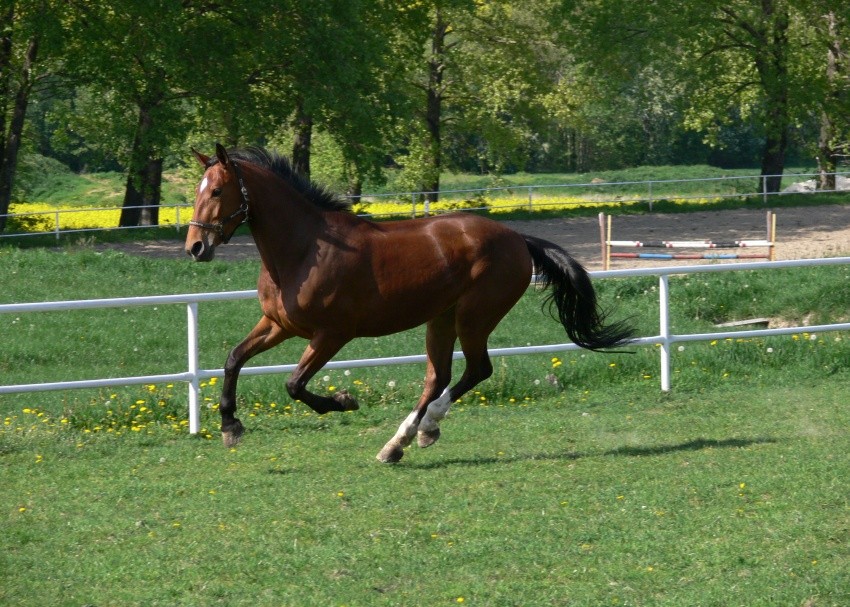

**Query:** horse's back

left=271, top=211, right=534, bottom=338
left=372, top=212, right=532, bottom=279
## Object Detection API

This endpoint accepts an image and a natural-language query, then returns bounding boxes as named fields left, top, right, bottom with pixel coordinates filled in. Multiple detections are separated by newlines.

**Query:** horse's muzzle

left=187, top=239, right=216, bottom=262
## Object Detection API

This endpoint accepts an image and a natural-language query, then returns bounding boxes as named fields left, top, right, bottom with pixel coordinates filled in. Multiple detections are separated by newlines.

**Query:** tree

left=705, top=1, right=793, bottom=192
left=0, top=0, right=64, bottom=232
left=398, top=0, right=559, bottom=201
left=274, top=0, right=426, bottom=188
left=803, top=6, right=850, bottom=190
left=63, top=0, right=253, bottom=226
left=557, top=0, right=830, bottom=192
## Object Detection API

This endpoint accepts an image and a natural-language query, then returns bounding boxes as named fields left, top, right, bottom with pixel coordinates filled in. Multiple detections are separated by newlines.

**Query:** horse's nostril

left=189, top=241, right=205, bottom=258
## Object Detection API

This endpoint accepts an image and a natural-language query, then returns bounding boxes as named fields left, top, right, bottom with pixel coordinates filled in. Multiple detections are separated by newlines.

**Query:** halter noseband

left=189, top=160, right=250, bottom=244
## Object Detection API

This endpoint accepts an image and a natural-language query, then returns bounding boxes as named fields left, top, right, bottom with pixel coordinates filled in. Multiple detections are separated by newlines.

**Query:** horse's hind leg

left=377, top=275, right=527, bottom=463
left=377, top=320, right=502, bottom=463
left=378, top=333, right=495, bottom=463
left=377, top=312, right=456, bottom=463
left=220, top=316, right=289, bottom=447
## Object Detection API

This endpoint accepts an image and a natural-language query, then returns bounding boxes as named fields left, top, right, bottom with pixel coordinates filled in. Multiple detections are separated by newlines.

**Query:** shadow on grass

left=402, top=436, right=777, bottom=470
left=603, top=436, right=777, bottom=458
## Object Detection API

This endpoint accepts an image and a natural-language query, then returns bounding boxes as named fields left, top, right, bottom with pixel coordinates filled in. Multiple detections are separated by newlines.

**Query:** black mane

left=215, top=146, right=352, bottom=213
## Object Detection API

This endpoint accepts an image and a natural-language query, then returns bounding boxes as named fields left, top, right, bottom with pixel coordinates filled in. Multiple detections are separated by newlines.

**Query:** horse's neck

left=248, top=183, right=325, bottom=268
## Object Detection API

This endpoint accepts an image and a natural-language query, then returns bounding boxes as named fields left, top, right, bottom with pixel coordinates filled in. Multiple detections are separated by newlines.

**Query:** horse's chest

left=264, top=280, right=345, bottom=337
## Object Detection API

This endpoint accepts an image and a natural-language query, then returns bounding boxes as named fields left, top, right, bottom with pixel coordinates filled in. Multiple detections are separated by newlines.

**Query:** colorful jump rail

left=599, top=211, right=776, bottom=270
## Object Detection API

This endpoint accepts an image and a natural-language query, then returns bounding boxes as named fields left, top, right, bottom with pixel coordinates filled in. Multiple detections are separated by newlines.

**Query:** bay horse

left=186, top=144, right=632, bottom=462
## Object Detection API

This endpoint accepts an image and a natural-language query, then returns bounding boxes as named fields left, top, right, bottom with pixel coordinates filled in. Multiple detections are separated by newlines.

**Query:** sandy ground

left=105, top=205, right=850, bottom=271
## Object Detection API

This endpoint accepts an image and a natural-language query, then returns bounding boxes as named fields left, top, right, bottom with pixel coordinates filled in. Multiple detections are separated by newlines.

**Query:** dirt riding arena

left=107, top=205, right=850, bottom=271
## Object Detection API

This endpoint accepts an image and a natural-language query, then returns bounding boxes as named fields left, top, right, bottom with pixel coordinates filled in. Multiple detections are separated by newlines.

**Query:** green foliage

left=9, top=0, right=845, bottom=223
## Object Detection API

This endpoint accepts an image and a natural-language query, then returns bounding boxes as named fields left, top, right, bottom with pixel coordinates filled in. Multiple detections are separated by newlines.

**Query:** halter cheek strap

left=189, top=161, right=250, bottom=244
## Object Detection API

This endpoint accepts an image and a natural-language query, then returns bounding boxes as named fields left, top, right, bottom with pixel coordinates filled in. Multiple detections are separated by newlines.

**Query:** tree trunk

left=817, top=11, right=841, bottom=191
left=291, top=99, right=312, bottom=179
left=120, top=105, right=163, bottom=227
left=346, top=178, right=362, bottom=205
left=755, top=0, right=790, bottom=194
left=0, top=35, right=37, bottom=233
left=818, top=113, right=838, bottom=192
left=140, top=158, right=162, bottom=225
left=424, top=10, right=448, bottom=204
left=0, top=4, right=13, bottom=168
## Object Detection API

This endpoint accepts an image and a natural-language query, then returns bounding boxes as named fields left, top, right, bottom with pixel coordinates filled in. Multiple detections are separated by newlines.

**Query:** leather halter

left=188, top=161, right=250, bottom=244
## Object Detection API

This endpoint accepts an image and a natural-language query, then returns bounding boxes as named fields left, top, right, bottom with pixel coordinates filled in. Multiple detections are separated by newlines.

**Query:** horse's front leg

left=219, top=316, right=289, bottom=447
left=286, top=335, right=360, bottom=414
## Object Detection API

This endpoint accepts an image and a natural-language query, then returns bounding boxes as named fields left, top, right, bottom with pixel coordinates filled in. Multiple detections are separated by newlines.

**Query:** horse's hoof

left=376, top=444, right=404, bottom=464
left=221, top=420, right=244, bottom=448
left=417, top=428, right=441, bottom=448
left=334, top=390, right=359, bottom=411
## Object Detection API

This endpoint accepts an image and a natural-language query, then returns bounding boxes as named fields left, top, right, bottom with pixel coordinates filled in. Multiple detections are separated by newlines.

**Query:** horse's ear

left=191, top=147, right=210, bottom=167
left=215, top=142, right=230, bottom=168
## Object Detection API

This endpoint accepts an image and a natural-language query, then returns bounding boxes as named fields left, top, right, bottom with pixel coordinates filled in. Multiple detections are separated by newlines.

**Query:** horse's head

left=185, top=143, right=250, bottom=262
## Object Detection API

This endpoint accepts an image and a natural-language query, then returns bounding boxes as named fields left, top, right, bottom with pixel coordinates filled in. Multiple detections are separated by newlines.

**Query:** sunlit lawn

left=2, top=242, right=850, bottom=605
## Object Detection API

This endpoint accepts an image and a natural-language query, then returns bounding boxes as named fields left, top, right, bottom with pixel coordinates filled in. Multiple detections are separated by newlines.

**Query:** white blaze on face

left=199, top=177, right=209, bottom=194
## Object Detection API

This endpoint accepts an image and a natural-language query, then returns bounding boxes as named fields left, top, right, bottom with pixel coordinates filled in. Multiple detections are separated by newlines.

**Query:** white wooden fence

left=2, top=257, right=850, bottom=434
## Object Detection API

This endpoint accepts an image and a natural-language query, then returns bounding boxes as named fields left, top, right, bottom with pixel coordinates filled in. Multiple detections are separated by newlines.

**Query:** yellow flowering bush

left=7, top=203, right=187, bottom=232
left=342, top=194, right=725, bottom=219
left=8, top=194, right=727, bottom=232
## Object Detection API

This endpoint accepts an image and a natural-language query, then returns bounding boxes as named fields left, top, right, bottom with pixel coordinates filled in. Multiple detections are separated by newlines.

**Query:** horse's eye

left=212, top=187, right=222, bottom=197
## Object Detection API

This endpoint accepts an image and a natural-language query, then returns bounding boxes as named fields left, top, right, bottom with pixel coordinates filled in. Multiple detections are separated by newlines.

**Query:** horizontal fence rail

left=3, top=171, right=849, bottom=239
left=2, top=257, right=850, bottom=434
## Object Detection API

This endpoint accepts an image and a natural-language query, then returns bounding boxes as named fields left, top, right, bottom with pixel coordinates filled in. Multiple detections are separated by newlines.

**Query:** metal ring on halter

left=189, top=161, right=250, bottom=244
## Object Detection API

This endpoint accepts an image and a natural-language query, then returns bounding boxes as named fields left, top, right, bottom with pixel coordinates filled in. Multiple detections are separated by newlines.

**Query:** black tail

left=524, top=235, right=634, bottom=351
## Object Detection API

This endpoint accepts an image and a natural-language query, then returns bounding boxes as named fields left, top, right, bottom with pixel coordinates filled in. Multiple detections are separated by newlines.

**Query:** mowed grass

left=3, top=382, right=850, bottom=606
left=2, top=244, right=850, bottom=606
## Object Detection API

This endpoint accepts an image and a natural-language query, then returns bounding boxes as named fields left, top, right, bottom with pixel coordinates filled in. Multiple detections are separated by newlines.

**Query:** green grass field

left=2, top=245, right=850, bottom=606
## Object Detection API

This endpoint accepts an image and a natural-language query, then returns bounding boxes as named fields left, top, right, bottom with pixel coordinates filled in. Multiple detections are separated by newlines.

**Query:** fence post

left=648, top=181, right=653, bottom=212
left=55, top=211, right=60, bottom=241
left=659, top=274, right=671, bottom=392
left=528, top=186, right=533, bottom=210
left=186, top=302, right=201, bottom=434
